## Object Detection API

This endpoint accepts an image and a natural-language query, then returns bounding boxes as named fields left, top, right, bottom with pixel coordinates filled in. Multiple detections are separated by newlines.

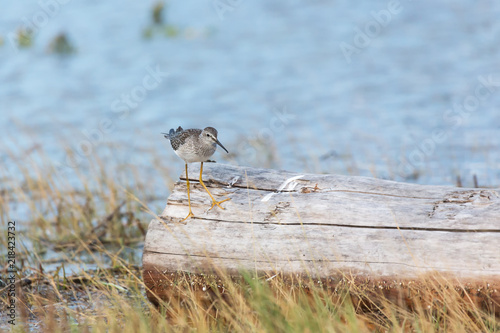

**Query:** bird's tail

left=161, top=126, right=183, bottom=140
left=161, top=129, right=175, bottom=140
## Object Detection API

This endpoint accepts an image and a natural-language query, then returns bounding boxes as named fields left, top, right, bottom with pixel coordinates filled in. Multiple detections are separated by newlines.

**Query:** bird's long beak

left=215, top=139, right=229, bottom=153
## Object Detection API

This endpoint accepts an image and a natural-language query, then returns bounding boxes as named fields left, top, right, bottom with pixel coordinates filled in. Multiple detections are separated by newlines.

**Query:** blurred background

left=2, top=0, right=499, bottom=188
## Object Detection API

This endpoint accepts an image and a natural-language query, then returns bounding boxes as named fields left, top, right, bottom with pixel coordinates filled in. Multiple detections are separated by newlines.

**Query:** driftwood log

left=143, top=164, right=500, bottom=310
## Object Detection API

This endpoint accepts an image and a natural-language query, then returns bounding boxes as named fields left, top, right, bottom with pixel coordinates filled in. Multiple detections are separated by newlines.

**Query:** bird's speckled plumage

left=162, top=126, right=227, bottom=163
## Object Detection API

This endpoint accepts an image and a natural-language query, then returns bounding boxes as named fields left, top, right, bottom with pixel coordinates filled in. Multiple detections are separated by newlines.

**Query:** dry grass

left=0, top=140, right=499, bottom=332
left=0, top=141, right=171, bottom=249
left=1, top=260, right=499, bottom=332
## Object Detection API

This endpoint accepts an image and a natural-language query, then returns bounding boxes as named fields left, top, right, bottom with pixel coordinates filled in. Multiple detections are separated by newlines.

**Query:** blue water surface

left=1, top=0, right=499, bottom=191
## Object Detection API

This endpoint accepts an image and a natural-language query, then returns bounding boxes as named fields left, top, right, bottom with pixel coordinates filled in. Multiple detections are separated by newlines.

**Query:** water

left=1, top=0, right=499, bottom=189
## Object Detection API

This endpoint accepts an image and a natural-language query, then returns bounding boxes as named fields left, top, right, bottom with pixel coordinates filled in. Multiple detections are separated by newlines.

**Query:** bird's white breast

left=175, top=144, right=216, bottom=163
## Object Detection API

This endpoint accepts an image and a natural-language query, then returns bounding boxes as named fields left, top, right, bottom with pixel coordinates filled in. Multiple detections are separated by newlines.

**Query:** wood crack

left=155, top=217, right=500, bottom=233
left=428, top=189, right=498, bottom=218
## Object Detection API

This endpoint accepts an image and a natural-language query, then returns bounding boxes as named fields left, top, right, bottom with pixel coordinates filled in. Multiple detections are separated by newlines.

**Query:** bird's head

left=202, top=127, right=228, bottom=153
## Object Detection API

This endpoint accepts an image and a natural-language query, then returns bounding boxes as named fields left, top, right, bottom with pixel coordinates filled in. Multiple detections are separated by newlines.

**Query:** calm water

left=1, top=0, right=499, bottom=190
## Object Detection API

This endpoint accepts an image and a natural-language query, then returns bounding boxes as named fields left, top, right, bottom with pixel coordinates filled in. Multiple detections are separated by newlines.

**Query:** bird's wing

left=169, top=128, right=201, bottom=151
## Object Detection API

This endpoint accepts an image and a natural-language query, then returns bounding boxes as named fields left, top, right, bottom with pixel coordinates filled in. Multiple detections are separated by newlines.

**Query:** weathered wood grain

left=144, top=163, right=500, bottom=280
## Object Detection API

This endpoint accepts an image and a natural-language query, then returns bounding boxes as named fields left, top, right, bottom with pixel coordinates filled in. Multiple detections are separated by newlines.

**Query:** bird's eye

left=206, top=134, right=210, bottom=137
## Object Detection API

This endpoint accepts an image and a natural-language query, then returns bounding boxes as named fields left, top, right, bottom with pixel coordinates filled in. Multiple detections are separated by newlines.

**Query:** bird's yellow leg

left=199, top=162, right=230, bottom=210
left=180, top=163, right=195, bottom=222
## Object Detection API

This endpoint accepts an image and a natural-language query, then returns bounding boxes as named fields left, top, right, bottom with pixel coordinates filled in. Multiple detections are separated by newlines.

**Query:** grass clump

left=143, top=269, right=499, bottom=333
left=2, top=261, right=498, bottom=332
left=0, top=142, right=169, bottom=252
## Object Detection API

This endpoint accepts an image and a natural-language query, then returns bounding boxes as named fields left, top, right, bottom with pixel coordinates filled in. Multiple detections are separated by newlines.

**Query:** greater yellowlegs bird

left=162, top=126, right=230, bottom=222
